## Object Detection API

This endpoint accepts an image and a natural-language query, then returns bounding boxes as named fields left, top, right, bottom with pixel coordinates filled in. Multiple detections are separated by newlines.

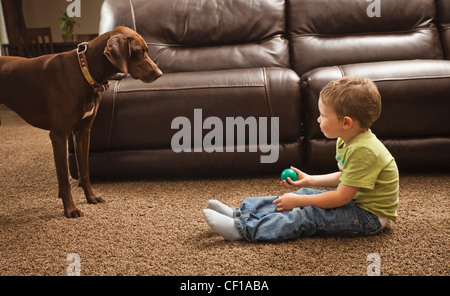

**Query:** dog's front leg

left=72, top=117, right=105, bottom=205
left=50, top=131, right=82, bottom=218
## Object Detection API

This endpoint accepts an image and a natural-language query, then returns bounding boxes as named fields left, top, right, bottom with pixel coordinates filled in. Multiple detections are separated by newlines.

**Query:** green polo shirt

left=336, top=130, right=399, bottom=222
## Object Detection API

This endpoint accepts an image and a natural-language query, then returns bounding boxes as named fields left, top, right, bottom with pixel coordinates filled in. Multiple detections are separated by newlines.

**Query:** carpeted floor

left=0, top=108, right=449, bottom=276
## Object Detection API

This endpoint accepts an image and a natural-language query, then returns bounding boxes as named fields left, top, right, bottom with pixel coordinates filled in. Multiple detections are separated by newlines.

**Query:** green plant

left=58, top=10, right=77, bottom=37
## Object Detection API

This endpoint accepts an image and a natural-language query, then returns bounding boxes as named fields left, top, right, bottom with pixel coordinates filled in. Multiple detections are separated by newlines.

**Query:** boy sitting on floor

left=203, top=76, right=399, bottom=242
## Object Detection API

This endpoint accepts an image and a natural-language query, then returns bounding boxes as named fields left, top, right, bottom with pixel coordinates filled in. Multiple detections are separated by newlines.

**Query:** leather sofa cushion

left=90, top=67, right=301, bottom=151
left=288, top=0, right=444, bottom=74
left=147, top=36, right=289, bottom=73
left=81, top=67, right=303, bottom=179
left=301, top=59, right=450, bottom=140
left=100, top=0, right=289, bottom=73
left=300, top=59, right=450, bottom=172
left=133, top=0, right=285, bottom=45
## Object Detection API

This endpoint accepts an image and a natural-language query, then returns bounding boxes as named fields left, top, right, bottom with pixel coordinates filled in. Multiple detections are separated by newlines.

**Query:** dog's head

left=103, top=26, right=162, bottom=83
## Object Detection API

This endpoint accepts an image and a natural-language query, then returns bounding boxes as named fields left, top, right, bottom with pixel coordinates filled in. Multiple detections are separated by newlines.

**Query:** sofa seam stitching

left=129, top=0, right=137, bottom=32
left=371, top=73, right=450, bottom=82
left=106, top=80, right=120, bottom=149
left=116, top=83, right=266, bottom=92
left=334, top=65, right=346, bottom=77
left=262, top=67, right=275, bottom=118
left=289, top=27, right=438, bottom=39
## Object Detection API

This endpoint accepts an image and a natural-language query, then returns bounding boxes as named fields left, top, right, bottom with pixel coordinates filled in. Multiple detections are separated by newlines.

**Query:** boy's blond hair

left=320, top=76, right=382, bottom=129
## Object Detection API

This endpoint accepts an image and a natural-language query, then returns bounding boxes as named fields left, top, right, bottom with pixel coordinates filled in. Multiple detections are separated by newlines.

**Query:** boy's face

left=317, top=97, right=343, bottom=139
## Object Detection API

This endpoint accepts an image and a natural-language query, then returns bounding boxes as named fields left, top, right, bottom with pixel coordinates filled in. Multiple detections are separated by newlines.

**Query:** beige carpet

left=0, top=116, right=449, bottom=276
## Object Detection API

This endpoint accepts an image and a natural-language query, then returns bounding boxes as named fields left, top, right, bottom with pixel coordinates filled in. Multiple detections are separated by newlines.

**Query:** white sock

left=207, top=200, right=234, bottom=218
left=203, top=209, right=243, bottom=241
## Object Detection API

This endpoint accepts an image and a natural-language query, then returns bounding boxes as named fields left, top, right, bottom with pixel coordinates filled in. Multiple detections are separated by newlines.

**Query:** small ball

left=281, top=168, right=297, bottom=183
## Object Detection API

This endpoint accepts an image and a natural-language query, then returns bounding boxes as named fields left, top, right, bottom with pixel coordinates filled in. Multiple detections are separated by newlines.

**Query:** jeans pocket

left=321, top=202, right=382, bottom=237
left=310, top=202, right=362, bottom=237
left=357, top=207, right=382, bottom=236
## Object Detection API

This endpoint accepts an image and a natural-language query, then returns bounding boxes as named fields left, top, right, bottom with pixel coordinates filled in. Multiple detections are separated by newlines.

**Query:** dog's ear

left=104, top=35, right=130, bottom=75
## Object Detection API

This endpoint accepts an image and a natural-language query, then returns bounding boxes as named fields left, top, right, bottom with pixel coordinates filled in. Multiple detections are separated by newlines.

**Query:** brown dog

left=0, top=26, right=162, bottom=218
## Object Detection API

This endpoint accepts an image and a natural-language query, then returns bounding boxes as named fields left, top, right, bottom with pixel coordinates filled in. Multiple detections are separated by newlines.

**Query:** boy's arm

left=273, top=184, right=359, bottom=211
left=308, top=171, right=342, bottom=188
left=281, top=167, right=342, bottom=188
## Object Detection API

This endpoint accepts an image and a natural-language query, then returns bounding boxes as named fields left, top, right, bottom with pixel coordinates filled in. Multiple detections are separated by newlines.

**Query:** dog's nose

left=141, top=68, right=163, bottom=83
left=154, top=68, right=163, bottom=78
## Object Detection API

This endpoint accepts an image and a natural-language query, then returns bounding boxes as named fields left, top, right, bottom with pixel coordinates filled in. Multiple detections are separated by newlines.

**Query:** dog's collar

left=76, top=42, right=109, bottom=94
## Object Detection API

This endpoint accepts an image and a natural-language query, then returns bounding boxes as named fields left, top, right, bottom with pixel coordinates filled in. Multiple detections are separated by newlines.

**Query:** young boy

left=203, top=76, right=399, bottom=242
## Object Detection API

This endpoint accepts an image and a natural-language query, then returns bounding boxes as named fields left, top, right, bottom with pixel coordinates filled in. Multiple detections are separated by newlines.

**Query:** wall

left=0, top=1, right=7, bottom=48
left=22, top=0, right=103, bottom=42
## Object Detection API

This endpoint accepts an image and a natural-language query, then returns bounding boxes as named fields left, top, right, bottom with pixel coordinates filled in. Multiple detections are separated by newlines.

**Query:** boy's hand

left=275, top=184, right=359, bottom=211
left=273, top=193, right=306, bottom=211
left=280, top=166, right=311, bottom=188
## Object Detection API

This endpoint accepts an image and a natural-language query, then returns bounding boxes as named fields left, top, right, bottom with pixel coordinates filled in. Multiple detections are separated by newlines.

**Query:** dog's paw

left=65, top=207, right=83, bottom=218
left=87, top=195, right=105, bottom=204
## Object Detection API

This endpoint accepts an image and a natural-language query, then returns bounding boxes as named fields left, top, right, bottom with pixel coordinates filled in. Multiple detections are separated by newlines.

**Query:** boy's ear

left=343, top=116, right=354, bottom=129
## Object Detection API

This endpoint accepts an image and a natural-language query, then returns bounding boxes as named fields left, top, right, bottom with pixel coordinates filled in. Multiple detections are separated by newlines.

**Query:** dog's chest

left=81, top=94, right=101, bottom=120
left=82, top=106, right=95, bottom=119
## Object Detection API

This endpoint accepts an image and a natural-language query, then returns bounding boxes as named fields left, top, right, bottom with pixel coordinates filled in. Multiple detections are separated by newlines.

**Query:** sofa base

left=69, top=143, right=302, bottom=180
left=304, top=137, right=450, bottom=174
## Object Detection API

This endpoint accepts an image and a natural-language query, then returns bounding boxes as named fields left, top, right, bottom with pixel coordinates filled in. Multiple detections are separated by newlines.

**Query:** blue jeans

left=233, top=188, right=382, bottom=242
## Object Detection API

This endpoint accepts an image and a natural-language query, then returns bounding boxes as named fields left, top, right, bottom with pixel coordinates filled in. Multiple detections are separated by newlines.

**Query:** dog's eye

left=132, top=50, right=145, bottom=57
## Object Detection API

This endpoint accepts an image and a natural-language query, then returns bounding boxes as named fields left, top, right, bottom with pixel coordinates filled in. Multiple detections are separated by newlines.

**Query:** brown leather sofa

left=69, top=0, right=450, bottom=180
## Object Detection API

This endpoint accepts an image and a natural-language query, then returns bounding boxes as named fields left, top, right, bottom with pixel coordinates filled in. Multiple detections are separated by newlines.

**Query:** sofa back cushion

left=100, top=0, right=290, bottom=73
left=288, top=0, right=445, bottom=75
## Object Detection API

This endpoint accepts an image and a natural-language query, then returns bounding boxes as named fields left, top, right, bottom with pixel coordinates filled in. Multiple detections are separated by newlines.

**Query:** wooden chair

left=18, top=27, right=54, bottom=57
